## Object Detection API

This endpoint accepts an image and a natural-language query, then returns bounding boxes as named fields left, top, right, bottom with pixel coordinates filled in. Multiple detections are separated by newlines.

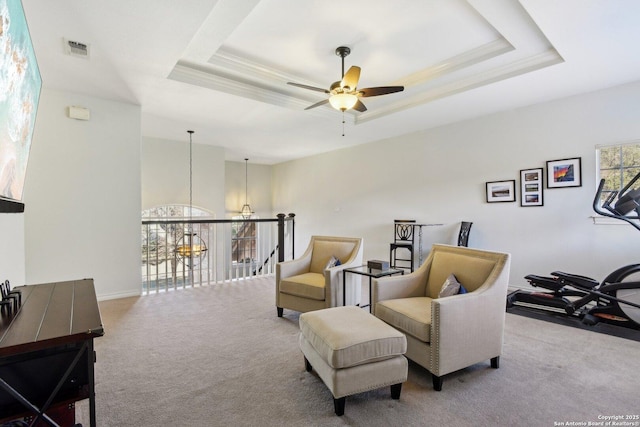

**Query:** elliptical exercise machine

left=506, top=171, right=640, bottom=330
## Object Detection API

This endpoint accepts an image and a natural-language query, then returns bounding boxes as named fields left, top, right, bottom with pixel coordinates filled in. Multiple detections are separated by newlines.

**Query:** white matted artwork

left=486, top=180, right=516, bottom=203
left=520, top=168, right=544, bottom=206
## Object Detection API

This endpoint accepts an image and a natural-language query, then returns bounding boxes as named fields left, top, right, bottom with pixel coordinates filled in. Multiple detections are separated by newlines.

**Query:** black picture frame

left=520, top=168, right=544, bottom=206
left=547, top=157, right=582, bottom=188
left=486, top=180, right=516, bottom=203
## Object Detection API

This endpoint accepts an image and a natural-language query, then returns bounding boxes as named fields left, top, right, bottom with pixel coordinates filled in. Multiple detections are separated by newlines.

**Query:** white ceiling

left=21, top=0, right=640, bottom=164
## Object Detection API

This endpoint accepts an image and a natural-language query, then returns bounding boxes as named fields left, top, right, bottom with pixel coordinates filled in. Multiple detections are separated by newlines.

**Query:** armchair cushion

left=375, top=297, right=432, bottom=343
left=310, top=240, right=358, bottom=273
left=425, top=251, right=498, bottom=298
left=280, top=273, right=326, bottom=301
left=299, top=306, right=407, bottom=369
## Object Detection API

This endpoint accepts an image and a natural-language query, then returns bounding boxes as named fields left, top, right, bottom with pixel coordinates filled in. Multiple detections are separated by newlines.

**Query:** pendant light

left=240, top=158, right=254, bottom=219
left=175, top=130, right=207, bottom=265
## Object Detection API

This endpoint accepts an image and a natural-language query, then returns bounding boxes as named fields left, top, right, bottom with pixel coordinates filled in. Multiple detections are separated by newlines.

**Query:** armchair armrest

left=430, top=286, right=506, bottom=376
left=324, top=249, right=363, bottom=307
left=372, top=268, right=429, bottom=306
left=277, top=256, right=311, bottom=277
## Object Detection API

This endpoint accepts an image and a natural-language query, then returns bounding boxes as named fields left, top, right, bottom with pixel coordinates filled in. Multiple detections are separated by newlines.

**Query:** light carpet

left=76, top=277, right=640, bottom=426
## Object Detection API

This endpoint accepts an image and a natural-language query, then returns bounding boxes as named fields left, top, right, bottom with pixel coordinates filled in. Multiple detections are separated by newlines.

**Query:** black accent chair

left=458, top=221, right=473, bottom=247
left=389, top=220, right=416, bottom=272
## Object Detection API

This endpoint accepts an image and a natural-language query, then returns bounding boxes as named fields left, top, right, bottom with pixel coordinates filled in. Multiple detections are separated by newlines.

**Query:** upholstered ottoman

left=298, top=306, right=408, bottom=416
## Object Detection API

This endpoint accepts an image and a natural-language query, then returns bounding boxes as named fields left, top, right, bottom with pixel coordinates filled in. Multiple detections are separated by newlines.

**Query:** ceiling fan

left=287, top=46, right=404, bottom=113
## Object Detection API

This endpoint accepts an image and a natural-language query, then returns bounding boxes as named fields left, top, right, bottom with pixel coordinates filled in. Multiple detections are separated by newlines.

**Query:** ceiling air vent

left=63, top=38, right=90, bottom=59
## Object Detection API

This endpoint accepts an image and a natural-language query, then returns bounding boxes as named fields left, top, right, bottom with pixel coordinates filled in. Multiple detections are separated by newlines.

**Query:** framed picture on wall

left=547, top=157, right=582, bottom=188
left=486, top=180, right=516, bottom=203
left=520, top=168, right=544, bottom=206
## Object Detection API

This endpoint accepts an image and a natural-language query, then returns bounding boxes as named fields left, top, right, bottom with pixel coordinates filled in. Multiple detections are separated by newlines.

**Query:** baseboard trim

left=97, top=290, right=141, bottom=301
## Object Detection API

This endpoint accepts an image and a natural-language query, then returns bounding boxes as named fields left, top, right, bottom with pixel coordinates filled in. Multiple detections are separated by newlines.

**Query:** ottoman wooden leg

left=333, top=397, right=346, bottom=416
left=304, top=356, right=312, bottom=372
left=390, top=383, right=402, bottom=400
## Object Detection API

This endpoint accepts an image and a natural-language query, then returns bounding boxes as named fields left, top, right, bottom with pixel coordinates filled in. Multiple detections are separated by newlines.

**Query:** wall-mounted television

left=0, top=0, right=42, bottom=213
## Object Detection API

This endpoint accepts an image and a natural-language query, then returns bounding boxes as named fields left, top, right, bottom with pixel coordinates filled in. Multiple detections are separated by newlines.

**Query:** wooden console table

left=0, top=279, right=103, bottom=427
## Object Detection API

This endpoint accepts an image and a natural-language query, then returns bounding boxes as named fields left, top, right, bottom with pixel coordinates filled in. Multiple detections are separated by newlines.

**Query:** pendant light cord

left=245, top=158, right=249, bottom=205
left=188, top=130, right=194, bottom=224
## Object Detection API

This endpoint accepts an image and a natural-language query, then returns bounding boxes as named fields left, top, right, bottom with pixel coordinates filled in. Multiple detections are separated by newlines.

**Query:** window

left=596, top=141, right=640, bottom=205
left=231, top=216, right=257, bottom=264
left=142, top=205, right=213, bottom=220
left=141, top=205, right=213, bottom=267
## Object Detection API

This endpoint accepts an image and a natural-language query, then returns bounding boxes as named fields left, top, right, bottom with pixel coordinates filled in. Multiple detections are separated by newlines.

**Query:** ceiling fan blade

left=304, top=99, right=330, bottom=110
left=353, top=99, right=367, bottom=112
left=359, top=86, right=404, bottom=97
left=341, top=66, right=361, bottom=91
left=287, top=82, right=329, bottom=94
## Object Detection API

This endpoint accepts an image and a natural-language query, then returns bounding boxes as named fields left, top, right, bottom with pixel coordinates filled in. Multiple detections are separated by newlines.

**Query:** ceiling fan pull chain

left=342, top=111, right=346, bottom=136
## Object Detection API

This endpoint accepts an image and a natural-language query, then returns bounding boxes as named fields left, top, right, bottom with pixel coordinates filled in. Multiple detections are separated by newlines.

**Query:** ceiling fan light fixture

left=288, top=46, right=401, bottom=115
left=329, top=93, right=358, bottom=111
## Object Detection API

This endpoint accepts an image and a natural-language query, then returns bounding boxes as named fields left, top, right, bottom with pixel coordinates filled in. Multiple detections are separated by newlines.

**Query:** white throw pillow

left=438, top=273, right=461, bottom=298
left=325, top=255, right=342, bottom=269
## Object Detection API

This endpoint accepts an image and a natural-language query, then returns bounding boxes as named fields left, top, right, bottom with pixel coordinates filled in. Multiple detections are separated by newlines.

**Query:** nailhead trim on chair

left=431, top=302, right=440, bottom=373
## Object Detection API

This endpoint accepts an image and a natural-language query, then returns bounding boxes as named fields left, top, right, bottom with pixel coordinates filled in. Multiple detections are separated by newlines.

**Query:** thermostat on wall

left=67, top=106, right=91, bottom=121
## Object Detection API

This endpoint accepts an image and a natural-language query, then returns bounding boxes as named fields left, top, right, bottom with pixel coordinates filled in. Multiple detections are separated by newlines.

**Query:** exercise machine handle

left=593, top=178, right=640, bottom=232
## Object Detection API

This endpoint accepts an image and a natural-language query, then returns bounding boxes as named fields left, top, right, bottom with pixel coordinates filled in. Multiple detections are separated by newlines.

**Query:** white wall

left=0, top=214, right=25, bottom=284
left=142, top=136, right=225, bottom=216
left=22, top=88, right=142, bottom=299
left=272, top=81, right=640, bottom=287
left=225, top=160, right=272, bottom=218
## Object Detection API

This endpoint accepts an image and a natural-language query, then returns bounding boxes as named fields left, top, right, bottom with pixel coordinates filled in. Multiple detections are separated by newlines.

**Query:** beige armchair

left=276, top=236, right=363, bottom=317
left=372, top=244, right=510, bottom=391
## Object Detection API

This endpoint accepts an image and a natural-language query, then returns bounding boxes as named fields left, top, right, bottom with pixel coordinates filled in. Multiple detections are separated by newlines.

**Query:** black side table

left=343, top=265, right=405, bottom=312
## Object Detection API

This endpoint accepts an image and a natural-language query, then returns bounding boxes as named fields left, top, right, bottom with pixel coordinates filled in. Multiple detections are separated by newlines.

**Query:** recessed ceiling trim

left=182, top=0, right=261, bottom=63
left=209, top=47, right=308, bottom=85
left=169, top=60, right=299, bottom=106
left=400, top=38, right=514, bottom=87
left=169, top=60, right=339, bottom=120
left=357, top=48, right=564, bottom=124
left=169, top=39, right=518, bottom=119
left=171, top=44, right=562, bottom=124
